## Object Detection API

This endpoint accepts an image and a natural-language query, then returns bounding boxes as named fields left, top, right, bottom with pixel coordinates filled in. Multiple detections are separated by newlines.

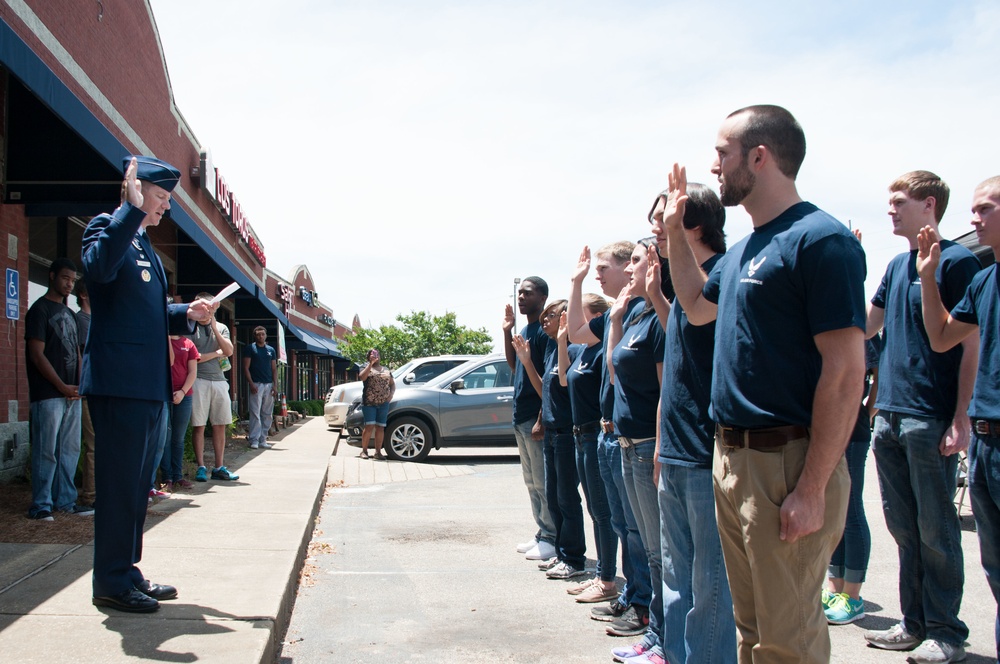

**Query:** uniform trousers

left=90, top=395, right=167, bottom=596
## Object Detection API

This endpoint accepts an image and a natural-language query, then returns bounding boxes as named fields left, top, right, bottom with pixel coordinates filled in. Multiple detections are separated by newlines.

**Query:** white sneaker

left=525, top=540, right=556, bottom=560
left=907, top=639, right=966, bottom=663
left=865, top=623, right=921, bottom=651
left=259, top=442, right=273, bottom=449
left=250, top=443, right=259, bottom=449
left=516, top=539, right=536, bottom=553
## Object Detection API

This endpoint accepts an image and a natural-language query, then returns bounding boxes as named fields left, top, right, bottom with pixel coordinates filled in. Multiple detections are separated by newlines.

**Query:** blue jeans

left=361, top=403, right=389, bottom=427
left=659, top=463, right=736, bottom=664
left=829, top=437, right=872, bottom=583
left=514, top=419, right=555, bottom=544
left=576, top=430, right=617, bottom=581
left=160, top=395, right=193, bottom=483
left=248, top=383, right=275, bottom=445
left=29, top=398, right=82, bottom=515
left=873, top=411, right=968, bottom=645
left=622, top=438, right=663, bottom=649
left=969, top=433, right=1000, bottom=663
left=543, top=429, right=586, bottom=569
left=598, top=431, right=651, bottom=607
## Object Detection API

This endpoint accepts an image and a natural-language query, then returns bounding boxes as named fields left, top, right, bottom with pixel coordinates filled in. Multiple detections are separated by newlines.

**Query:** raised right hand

left=572, top=246, right=591, bottom=283
left=916, top=226, right=942, bottom=282
left=503, top=303, right=515, bottom=332
left=122, top=157, right=143, bottom=208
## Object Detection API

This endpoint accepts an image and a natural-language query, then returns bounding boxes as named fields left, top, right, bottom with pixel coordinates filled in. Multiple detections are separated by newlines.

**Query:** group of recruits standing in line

left=502, top=104, right=1000, bottom=664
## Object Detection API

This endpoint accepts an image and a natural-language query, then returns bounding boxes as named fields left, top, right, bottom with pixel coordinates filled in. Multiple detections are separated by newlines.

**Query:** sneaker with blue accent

left=825, top=592, right=865, bottom=625
left=195, top=466, right=208, bottom=482
left=821, top=587, right=834, bottom=609
left=211, top=466, right=239, bottom=481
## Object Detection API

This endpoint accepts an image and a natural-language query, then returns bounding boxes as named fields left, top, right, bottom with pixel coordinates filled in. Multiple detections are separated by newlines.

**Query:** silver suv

left=324, top=355, right=480, bottom=429
left=345, top=354, right=515, bottom=461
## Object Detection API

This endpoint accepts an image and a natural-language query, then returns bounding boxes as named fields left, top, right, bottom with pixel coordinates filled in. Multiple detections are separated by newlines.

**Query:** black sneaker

left=606, top=604, right=650, bottom=637
left=591, top=598, right=629, bottom=622
left=29, top=510, right=54, bottom=522
left=66, top=504, right=95, bottom=516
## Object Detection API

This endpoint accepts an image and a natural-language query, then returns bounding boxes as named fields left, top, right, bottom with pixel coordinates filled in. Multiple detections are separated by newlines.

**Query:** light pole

left=512, top=277, right=521, bottom=331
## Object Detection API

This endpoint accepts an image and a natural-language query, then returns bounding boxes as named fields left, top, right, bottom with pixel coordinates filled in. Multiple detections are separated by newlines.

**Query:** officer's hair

left=727, top=104, right=807, bottom=180
left=595, top=241, right=634, bottom=265
left=976, top=176, right=1000, bottom=200
left=889, top=171, right=950, bottom=223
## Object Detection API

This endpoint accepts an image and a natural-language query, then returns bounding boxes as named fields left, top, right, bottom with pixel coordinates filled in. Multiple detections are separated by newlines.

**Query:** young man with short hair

left=917, top=175, right=1000, bottom=664
left=191, top=292, right=237, bottom=481
left=566, top=242, right=654, bottom=636
left=665, top=105, right=866, bottom=663
left=503, top=276, right=556, bottom=561
left=243, top=325, right=278, bottom=450
left=25, top=258, right=88, bottom=521
left=863, top=171, right=979, bottom=662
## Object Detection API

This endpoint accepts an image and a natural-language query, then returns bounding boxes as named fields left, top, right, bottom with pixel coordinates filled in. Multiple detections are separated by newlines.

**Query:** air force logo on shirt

left=624, top=333, right=641, bottom=350
left=741, top=254, right=766, bottom=286
left=573, top=362, right=589, bottom=375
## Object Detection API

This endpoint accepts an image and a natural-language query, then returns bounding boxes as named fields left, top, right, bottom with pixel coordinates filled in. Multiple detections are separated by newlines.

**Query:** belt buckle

left=975, top=420, right=990, bottom=436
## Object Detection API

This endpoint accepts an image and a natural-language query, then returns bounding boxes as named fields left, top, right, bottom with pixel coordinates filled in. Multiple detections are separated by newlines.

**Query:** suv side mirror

left=402, top=372, right=416, bottom=384
left=449, top=378, right=465, bottom=393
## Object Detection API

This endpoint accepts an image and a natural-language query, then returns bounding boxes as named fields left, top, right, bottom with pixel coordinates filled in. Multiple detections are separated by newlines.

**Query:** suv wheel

left=385, top=416, right=433, bottom=462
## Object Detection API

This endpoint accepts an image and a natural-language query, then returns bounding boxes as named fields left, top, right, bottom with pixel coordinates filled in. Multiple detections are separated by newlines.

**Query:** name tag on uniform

left=137, top=260, right=151, bottom=267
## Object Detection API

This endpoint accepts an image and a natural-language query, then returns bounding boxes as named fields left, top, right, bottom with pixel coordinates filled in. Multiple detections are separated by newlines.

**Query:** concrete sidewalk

left=0, top=416, right=340, bottom=664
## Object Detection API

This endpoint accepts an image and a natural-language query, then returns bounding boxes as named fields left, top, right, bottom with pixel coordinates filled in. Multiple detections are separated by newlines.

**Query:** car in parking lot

left=324, top=354, right=480, bottom=428
left=344, top=354, right=515, bottom=461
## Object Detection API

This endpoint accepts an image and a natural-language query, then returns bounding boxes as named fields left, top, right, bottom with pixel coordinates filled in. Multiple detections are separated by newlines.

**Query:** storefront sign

left=299, top=287, right=318, bottom=307
left=318, top=314, right=335, bottom=326
left=200, top=150, right=267, bottom=266
left=277, top=282, right=294, bottom=311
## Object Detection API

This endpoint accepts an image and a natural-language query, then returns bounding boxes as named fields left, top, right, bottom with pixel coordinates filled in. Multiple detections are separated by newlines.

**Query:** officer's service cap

left=122, top=156, right=181, bottom=192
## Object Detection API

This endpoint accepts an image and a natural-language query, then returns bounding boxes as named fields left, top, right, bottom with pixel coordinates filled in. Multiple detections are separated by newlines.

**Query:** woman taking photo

left=359, top=349, right=395, bottom=460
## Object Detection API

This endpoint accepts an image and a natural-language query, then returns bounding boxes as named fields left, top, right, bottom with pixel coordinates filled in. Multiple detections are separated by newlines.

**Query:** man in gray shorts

left=190, top=293, right=238, bottom=481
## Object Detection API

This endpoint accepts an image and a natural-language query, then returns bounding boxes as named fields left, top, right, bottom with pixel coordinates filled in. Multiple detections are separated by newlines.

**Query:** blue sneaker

left=195, top=466, right=208, bottom=482
left=825, top=592, right=865, bottom=625
left=821, top=588, right=834, bottom=609
left=211, top=466, right=239, bottom=481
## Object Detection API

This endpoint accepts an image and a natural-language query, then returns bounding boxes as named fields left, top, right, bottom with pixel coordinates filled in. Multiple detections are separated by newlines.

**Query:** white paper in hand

left=211, top=282, right=240, bottom=304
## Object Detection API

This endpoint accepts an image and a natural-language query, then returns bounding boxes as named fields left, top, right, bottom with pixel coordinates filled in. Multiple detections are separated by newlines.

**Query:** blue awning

left=286, top=323, right=349, bottom=364
left=1, top=17, right=264, bottom=315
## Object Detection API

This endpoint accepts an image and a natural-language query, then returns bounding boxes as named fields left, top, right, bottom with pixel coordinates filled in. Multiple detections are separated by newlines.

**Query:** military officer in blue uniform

left=82, top=156, right=215, bottom=613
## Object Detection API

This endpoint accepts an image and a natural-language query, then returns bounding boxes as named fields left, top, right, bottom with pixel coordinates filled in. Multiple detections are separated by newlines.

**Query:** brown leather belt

left=974, top=419, right=1000, bottom=438
left=717, top=424, right=809, bottom=451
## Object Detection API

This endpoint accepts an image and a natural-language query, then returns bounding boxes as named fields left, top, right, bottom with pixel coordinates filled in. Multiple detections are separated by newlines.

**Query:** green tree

left=339, top=311, right=493, bottom=368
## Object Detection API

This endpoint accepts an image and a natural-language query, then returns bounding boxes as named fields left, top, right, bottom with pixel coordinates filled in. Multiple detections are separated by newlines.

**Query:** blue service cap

left=122, top=155, right=181, bottom=192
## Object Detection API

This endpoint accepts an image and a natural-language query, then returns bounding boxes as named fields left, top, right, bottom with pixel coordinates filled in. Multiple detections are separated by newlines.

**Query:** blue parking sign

left=6, top=268, right=19, bottom=320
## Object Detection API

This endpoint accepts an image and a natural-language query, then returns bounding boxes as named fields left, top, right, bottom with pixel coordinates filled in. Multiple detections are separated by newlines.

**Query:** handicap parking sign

left=6, top=268, right=18, bottom=320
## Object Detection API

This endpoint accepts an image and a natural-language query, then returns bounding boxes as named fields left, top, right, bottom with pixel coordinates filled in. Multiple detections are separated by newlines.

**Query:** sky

left=149, top=0, right=1000, bottom=351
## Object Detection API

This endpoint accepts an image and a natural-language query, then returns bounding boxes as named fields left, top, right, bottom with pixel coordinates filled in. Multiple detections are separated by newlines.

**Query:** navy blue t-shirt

left=245, top=343, right=276, bottom=384
left=872, top=241, right=982, bottom=419
left=541, top=338, right=575, bottom=429
left=703, top=202, right=867, bottom=428
left=659, top=253, right=723, bottom=467
left=512, top=320, right=549, bottom=425
left=590, top=298, right=645, bottom=422
left=951, top=263, right=1000, bottom=421
left=611, top=306, right=665, bottom=439
left=567, top=341, right=602, bottom=426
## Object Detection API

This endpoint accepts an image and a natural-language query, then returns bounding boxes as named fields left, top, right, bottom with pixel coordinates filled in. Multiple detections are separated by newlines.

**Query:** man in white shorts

left=190, top=293, right=238, bottom=481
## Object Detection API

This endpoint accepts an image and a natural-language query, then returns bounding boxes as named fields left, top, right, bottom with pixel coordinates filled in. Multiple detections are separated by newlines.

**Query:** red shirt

left=170, top=337, right=200, bottom=394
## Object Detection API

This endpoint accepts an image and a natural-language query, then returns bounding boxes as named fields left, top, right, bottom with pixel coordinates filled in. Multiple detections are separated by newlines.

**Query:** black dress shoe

left=137, top=581, right=178, bottom=601
left=92, top=588, right=159, bottom=613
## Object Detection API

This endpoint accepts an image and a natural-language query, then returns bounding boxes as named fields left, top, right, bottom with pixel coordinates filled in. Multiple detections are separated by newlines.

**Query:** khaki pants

left=713, top=435, right=849, bottom=664
left=78, top=398, right=96, bottom=506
